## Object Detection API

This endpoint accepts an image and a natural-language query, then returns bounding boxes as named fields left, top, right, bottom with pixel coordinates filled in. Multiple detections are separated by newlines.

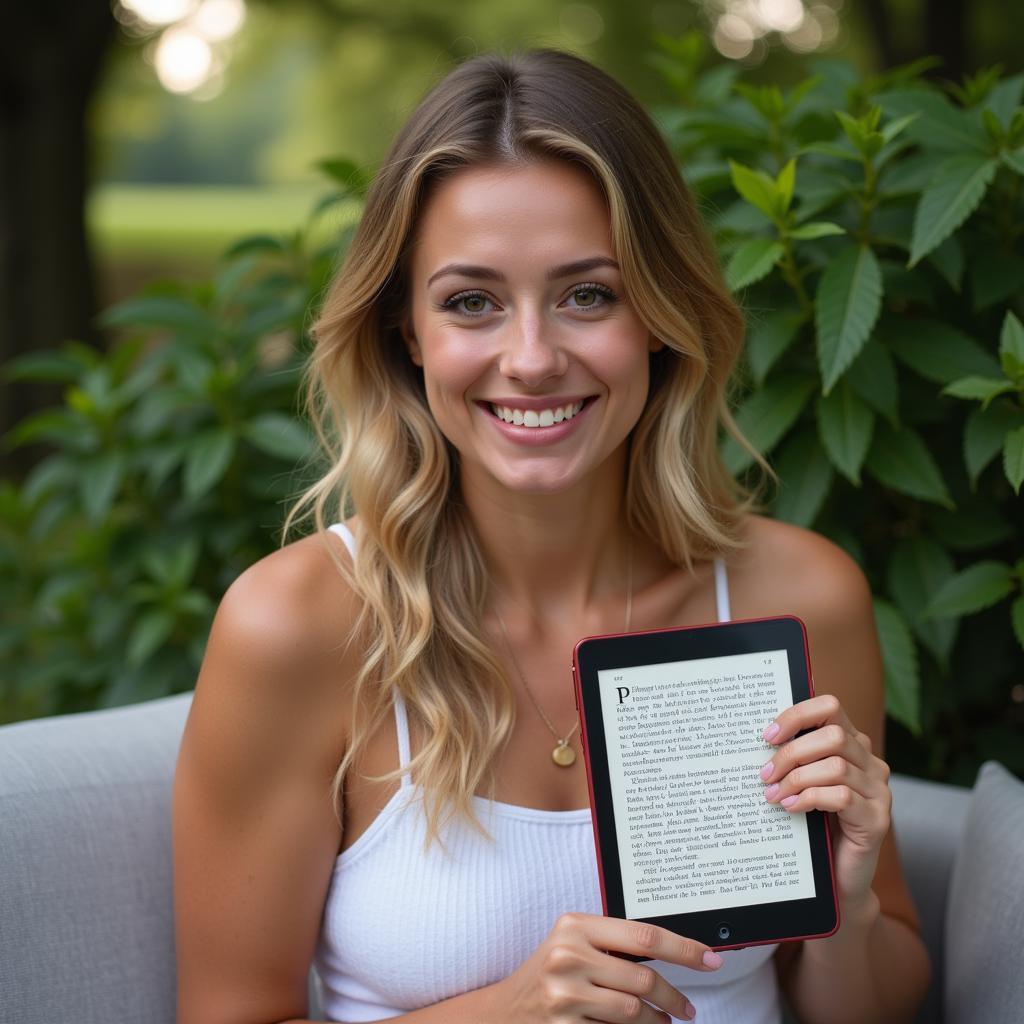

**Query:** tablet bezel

left=572, top=614, right=839, bottom=955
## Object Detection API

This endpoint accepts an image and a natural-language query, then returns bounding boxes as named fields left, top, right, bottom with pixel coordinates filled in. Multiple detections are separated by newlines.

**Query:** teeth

left=490, top=400, right=586, bottom=427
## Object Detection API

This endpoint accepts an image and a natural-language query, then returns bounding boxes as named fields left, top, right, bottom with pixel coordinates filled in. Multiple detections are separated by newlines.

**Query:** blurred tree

left=4, top=0, right=1022, bottom=477
left=1, top=4, right=115, bottom=471
left=0, top=0, right=459, bottom=475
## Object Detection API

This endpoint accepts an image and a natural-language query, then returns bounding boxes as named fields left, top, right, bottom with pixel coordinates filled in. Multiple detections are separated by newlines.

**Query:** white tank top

left=313, top=522, right=782, bottom=1023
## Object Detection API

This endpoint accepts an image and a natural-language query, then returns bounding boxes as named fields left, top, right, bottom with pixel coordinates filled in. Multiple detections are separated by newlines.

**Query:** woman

left=173, top=48, right=931, bottom=1024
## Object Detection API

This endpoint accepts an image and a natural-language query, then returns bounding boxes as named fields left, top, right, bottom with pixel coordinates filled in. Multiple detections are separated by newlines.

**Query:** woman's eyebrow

left=426, top=255, right=619, bottom=287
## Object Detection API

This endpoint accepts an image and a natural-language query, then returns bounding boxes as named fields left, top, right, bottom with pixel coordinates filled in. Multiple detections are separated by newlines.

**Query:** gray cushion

left=945, top=760, right=1024, bottom=1024
left=890, top=771, right=971, bottom=1024
left=0, top=689, right=1016, bottom=1024
left=0, top=691, right=326, bottom=1024
left=0, top=693, right=191, bottom=1024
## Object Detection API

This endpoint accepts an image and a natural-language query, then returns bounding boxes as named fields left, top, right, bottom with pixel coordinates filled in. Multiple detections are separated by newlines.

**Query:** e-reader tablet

left=572, top=615, right=838, bottom=960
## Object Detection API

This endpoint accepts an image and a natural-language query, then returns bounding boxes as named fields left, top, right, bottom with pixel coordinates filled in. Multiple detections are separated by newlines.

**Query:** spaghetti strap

left=327, top=521, right=357, bottom=561
left=713, top=557, right=731, bottom=622
left=392, top=691, right=414, bottom=789
left=328, top=521, right=413, bottom=790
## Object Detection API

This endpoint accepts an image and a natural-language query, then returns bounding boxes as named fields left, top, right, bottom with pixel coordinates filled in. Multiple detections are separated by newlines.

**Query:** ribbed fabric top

left=313, top=522, right=781, bottom=1023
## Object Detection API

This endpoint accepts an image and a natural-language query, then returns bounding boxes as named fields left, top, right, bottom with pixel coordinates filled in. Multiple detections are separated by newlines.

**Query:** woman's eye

left=565, top=283, right=617, bottom=311
left=440, top=291, right=495, bottom=317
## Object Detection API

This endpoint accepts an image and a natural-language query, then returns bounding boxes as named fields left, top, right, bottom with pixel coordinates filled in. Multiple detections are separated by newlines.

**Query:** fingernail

left=764, top=783, right=779, bottom=800
left=781, top=795, right=799, bottom=808
left=760, top=761, right=774, bottom=780
left=684, top=1000, right=697, bottom=1020
left=762, top=723, right=780, bottom=741
left=703, top=950, right=723, bottom=968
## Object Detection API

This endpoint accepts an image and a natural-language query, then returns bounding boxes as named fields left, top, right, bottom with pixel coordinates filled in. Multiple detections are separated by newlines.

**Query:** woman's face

left=402, top=158, right=662, bottom=496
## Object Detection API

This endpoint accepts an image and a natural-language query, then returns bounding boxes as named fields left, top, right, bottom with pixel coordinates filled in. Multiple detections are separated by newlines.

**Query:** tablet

left=572, top=614, right=838, bottom=959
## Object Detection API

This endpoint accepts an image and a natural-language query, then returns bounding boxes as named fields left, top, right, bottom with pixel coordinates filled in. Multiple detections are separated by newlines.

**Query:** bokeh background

left=2, top=0, right=1022, bottom=788
left=7, top=0, right=1023, bottom=438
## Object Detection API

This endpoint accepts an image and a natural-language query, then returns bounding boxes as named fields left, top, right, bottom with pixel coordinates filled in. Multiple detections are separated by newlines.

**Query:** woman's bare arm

left=173, top=533, right=362, bottom=1024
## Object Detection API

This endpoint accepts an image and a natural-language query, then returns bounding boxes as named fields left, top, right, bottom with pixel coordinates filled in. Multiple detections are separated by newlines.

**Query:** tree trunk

left=0, top=4, right=114, bottom=476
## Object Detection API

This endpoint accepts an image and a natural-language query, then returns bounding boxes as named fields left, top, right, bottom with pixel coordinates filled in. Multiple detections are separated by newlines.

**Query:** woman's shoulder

left=211, top=517, right=365, bottom=709
left=726, top=514, right=872, bottom=625
left=228, top=515, right=359, bottom=622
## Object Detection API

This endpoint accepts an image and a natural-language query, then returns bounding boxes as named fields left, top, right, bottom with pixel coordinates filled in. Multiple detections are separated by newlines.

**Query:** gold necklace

left=492, top=538, right=633, bottom=768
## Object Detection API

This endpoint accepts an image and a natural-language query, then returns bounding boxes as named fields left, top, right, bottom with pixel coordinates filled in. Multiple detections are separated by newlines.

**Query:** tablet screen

left=596, top=648, right=815, bottom=919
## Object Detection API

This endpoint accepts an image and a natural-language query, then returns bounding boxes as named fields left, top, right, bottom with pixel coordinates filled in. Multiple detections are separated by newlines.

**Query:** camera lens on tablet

left=716, top=923, right=732, bottom=941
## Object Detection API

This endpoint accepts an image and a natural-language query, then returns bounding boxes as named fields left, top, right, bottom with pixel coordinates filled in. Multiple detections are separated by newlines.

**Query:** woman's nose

left=497, top=315, right=569, bottom=386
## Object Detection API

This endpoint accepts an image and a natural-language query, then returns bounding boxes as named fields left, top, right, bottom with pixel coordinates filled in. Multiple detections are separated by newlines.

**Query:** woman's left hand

left=759, top=693, right=892, bottom=907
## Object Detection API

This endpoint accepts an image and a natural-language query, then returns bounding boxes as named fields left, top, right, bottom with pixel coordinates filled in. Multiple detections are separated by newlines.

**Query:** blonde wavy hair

left=281, top=47, right=768, bottom=855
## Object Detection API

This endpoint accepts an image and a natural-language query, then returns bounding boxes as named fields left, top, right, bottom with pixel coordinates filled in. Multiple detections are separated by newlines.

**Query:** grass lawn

left=88, top=183, right=359, bottom=265
left=87, top=183, right=361, bottom=300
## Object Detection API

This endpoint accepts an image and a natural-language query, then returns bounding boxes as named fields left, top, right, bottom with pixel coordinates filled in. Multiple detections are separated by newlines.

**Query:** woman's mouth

left=485, top=396, right=597, bottom=427
left=476, top=395, right=599, bottom=445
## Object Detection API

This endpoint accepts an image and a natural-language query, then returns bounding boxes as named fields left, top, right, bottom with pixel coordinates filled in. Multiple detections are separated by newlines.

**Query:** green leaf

left=168, top=538, right=201, bottom=590
left=729, top=160, right=782, bottom=222
left=315, top=158, right=371, bottom=196
left=887, top=537, right=958, bottom=670
left=964, top=403, right=1024, bottom=486
left=846, top=338, right=899, bottom=425
left=223, top=235, right=286, bottom=259
left=127, top=609, right=176, bottom=668
left=1011, top=596, right=1024, bottom=651
left=98, top=296, right=218, bottom=338
left=816, top=380, right=875, bottom=484
left=80, top=451, right=126, bottom=524
left=800, top=140, right=861, bottom=163
left=1004, top=426, right=1024, bottom=493
left=745, top=308, right=803, bottom=387
left=872, top=598, right=920, bottom=735
left=815, top=244, right=883, bottom=393
left=836, top=110, right=868, bottom=150
left=725, top=238, right=785, bottom=290
left=721, top=373, right=816, bottom=474
left=927, top=235, right=964, bottom=292
left=865, top=421, right=953, bottom=508
left=907, top=154, right=998, bottom=267
left=927, top=503, right=1014, bottom=551
left=924, top=561, right=1015, bottom=618
left=882, top=320, right=1001, bottom=385
left=184, top=428, right=236, bottom=500
left=213, top=252, right=261, bottom=310
left=880, top=112, right=920, bottom=144
left=776, top=159, right=796, bottom=212
left=1000, top=311, right=1024, bottom=381
left=243, top=413, right=314, bottom=461
left=772, top=432, right=834, bottom=527
left=876, top=88, right=989, bottom=153
left=981, top=108, right=1005, bottom=143
left=1002, top=150, right=1024, bottom=176
left=6, top=409, right=92, bottom=451
left=2, top=351, right=85, bottom=384
left=788, top=221, right=845, bottom=241
left=942, top=377, right=1015, bottom=408
left=22, top=456, right=75, bottom=505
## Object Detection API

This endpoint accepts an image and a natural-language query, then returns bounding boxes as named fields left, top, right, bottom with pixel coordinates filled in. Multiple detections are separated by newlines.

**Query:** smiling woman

left=172, top=46, right=930, bottom=1024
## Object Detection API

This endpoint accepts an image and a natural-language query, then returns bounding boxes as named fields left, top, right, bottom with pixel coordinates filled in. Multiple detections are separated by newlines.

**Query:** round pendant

left=552, top=742, right=576, bottom=767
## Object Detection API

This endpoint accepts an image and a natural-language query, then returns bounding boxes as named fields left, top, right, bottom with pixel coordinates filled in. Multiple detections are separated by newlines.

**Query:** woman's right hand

left=493, top=911, right=723, bottom=1023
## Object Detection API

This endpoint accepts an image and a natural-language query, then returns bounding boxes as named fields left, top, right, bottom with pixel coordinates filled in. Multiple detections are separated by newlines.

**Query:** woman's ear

left=648, top=333, right=665, bottom=353
left=401, top=316, right=423, bottom=367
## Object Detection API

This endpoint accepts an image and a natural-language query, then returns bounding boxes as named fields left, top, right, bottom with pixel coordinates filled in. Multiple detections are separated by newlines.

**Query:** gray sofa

left=1, top=691, right=1022, bottom=1024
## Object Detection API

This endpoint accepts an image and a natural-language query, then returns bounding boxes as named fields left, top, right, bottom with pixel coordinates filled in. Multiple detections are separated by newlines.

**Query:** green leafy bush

left=649, top=35, right=1023, bottom=781
left=0, top=162, right=367, bottom=719
left=2, top=50, right=1022, bottom=784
